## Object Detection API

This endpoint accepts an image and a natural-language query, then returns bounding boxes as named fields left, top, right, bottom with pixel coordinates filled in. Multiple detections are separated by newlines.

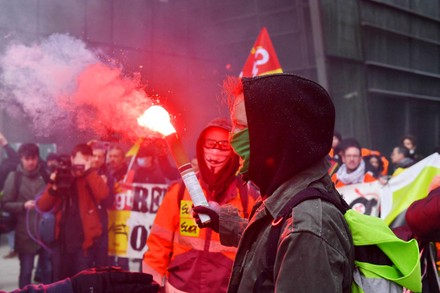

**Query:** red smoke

left=69, top=63, right=155, bottom=142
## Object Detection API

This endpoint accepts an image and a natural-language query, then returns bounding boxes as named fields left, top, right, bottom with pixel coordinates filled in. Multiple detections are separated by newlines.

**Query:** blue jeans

left=18, top=249, right=51, bottom=288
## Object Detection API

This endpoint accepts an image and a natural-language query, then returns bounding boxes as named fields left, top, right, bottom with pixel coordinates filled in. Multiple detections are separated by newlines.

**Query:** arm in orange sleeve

left=364, top=172, right=377, bottom=183
left=143, top=182, right=182, bottom=285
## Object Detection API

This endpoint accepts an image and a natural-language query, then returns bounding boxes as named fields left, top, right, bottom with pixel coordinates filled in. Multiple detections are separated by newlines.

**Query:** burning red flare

left=137, top=104, right=211, bottom=224
left=137, top=105, right=176, bottom=136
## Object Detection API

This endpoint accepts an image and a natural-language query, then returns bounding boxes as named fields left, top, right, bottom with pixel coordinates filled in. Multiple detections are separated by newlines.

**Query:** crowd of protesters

left=0, top=133, right=175, bottom=291
left=0, top=73, right=439, bottom=293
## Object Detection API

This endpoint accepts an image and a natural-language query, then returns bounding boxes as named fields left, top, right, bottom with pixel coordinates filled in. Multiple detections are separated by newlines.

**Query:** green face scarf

left=230, top=128, right=250, bottom=174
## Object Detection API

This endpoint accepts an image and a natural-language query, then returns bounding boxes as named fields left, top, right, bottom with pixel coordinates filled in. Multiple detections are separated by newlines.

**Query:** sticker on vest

left=179, top=200, right=199, bottom=237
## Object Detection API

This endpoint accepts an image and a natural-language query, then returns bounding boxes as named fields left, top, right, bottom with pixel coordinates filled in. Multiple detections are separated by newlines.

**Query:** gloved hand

left=192, top=201, right=220, bottom=232
left=70, top=266, right=159, bottom=293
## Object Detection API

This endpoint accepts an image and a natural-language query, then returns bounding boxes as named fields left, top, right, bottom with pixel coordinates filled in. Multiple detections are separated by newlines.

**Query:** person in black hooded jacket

left=194, top=73, right=354, bottom=293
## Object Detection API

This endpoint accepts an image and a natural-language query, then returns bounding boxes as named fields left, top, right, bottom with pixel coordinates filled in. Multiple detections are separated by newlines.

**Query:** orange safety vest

left=143, top=178, right=257, bottom=293
left=361, top=148, right=389, bottom=176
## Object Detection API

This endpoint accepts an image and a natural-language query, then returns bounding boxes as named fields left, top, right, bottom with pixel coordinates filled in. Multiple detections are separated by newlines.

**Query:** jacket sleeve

left=3, top=144, right=19, bottom=163
left=2, top=172, right=24, bottom=214
left=36, top=185, right=59, bottom=213
left=85, top=170, right=109, bottom=202
left=143, top=183, right=180, bottom=286
left=406, top=186, right=440, bottom=241
left=274, top=231, right=351, bottom=292
left=218, top=204, right=249, bottom=247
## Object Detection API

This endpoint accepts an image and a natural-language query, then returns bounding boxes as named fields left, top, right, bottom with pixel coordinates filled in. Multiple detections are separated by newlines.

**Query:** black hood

left=196, top=117, right=239, bottom=199
left=242, top=73, right=335, bottom=196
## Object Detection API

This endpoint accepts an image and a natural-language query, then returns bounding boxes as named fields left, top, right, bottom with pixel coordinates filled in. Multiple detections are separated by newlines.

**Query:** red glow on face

left=137, top=105, right=176, bottom=136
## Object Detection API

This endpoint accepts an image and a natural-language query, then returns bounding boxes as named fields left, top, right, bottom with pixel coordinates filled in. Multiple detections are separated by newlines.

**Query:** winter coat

left=2, top=164, right=47, bottom=253
left=222, top=160, right=354, bottom=293
left=406, top=186, right=440, bottom=242
left=223, top=74, right=354, bottom=292
left=143, top=177, right=256, bottom=293
left=36, top=169, right=109, bottom=251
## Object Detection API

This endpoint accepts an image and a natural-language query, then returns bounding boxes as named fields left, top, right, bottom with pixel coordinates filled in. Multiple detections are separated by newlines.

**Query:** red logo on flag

left=240, top=27, right=283, bottom=77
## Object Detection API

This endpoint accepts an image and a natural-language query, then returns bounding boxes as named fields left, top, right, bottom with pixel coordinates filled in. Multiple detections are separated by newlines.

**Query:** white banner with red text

left=108, top=183, right=168, bottom=259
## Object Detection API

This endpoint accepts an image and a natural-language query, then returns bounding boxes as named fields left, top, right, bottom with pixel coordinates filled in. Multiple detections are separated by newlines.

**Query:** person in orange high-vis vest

left=331, top=139, right=377, bottom=188
left=143, top=118, right=258, bottom=293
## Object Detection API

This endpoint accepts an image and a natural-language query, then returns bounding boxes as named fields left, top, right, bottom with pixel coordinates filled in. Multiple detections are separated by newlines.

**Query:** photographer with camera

left=36, top=143, right=109, bottom=281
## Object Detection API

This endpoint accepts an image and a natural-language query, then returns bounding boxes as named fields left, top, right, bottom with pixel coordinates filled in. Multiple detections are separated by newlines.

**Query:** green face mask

left=230, top=128, right=250, bottom=174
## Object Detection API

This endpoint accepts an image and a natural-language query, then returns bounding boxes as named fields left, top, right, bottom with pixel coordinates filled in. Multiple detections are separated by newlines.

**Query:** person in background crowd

left=364, top=154, right=384, bottom=179
left=0, top=132, right=20, bottom=190
left=327, top=131, right=342, bottom=175
left=390, top=145, right=416, bottom=176
left=329, top=131, right=342, bottom=161
left=88, top=141, right=114, bottom=268
left=132, top=143, right=169, bottom=185
left=403, top=175, right=440, bottom=292
left=107, top=145, right=128, bottom=182
left=406, top=175, right=440, bottom=241
left=143, top=117, right=258, bottom=293
left=127, top=142, right=170, bottom=272
left=151, top=139, right=180, bottom=182
left=331, top=138, right=377, bottom=187
left=401, top=134, right=423, bottom=162
left=44, top=153, right=59, bottom=173
left=193, top=74, right=354, bottom=292
left=105, top=144, right=130, bottom=270
left=34, top=153, right=60, bottom=283
left=36, top=144, right=109, bottom=281
left=2, top=143, right=50, bottom=288
left=0, top=132, right=20, bottom=259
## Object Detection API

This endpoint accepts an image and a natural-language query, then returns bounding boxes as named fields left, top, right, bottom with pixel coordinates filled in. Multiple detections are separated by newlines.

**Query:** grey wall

left=0, top=0, right=307, bottom=157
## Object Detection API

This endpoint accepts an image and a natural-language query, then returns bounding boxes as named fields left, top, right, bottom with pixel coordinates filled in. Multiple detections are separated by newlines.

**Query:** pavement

left=0, top=233, right=20, bottom=292
left=0, top=233, right=142, bottom=292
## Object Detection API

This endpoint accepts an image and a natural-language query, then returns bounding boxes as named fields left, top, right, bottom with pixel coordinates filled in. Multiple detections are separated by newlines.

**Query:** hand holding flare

left=137, top=106, right=211, bottom=223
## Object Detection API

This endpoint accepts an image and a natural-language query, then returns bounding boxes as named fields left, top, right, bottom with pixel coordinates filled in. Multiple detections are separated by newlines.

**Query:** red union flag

left=240, top=27, right=283, bottom=77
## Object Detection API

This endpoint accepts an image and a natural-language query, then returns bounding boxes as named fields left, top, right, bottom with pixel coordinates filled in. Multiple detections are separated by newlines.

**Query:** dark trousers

left=89, top=233, right=109, bottom=268
left=109, top=256, right=130, bottom=271
left=18, top=249, right=51, bottom=288
left=52, top=245, right=91, bottom=281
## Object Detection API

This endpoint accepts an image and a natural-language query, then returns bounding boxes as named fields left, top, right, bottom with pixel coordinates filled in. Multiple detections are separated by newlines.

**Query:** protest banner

left=381, top=152, right=440, bottom=227
left=108, top=182, right=168, bottom=259
left=336, top=180, right=382, bottom=216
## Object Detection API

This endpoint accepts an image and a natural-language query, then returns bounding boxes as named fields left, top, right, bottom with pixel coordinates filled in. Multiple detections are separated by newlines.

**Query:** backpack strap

left=14, top=171, right=22, bottom=199
left=253, top=188, right=348, bottom=292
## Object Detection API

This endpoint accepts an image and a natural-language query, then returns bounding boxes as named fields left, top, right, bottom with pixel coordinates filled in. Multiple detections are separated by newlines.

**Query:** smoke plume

left=0, top=33, right=154, bottom=141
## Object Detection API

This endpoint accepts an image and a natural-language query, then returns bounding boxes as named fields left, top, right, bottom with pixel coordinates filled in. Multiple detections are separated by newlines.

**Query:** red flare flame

left=137, top=105, right=176, bottom=136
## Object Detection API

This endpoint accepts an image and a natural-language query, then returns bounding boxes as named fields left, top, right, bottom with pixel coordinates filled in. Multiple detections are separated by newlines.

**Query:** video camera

left=54, top=155, right=85, bottom=189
